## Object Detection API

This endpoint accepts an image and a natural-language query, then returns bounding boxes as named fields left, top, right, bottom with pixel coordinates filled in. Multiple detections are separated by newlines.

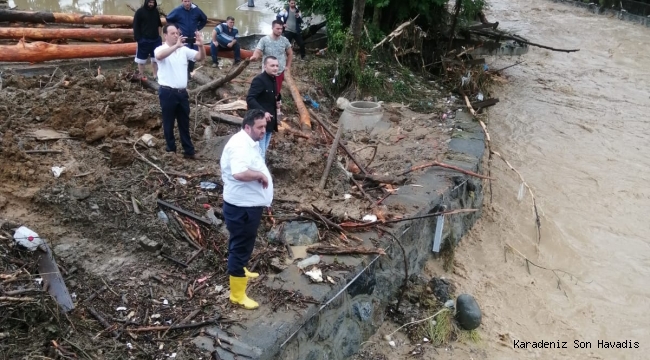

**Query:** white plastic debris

left=34, top=277, right=43, bottom=285
left=177, top=178, right=187, bottom=186
left=127, top=343, right=133, bottom=350
left=388, top=340, right=396, bottom=347
left=344, top=194, right=352, bottom=200
left=304, top=267, right=323, bottom=283
left=163, top=299, right=169, bottom=305
left=214, top=285, right=224, bottom=293
left=477, top=92, right=484, bottom=101
left=51, top=166, right=65, bottom=178
left=362, top=214, right=378, bottom=222
left=140, top=134, right=156, bottom=147
left=150, top=314, right=161, bottom=319
left=444, top=299, right=455, bottom=308
left=327, top=276, right=336, bottom=284
left=423, top=337, right=430, bottom=343
left=336, top=97, right=350, bottom=110
left=116, top=306, right=127, bottom=311
left=169, top=353, right=177, bottom=358
left=200, top=182, right=218, bottom=190
left=13, top=226, right=45, bottom=251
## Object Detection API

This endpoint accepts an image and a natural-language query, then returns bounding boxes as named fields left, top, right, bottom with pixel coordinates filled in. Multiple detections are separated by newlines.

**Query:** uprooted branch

left=307, top=244, right=386, bottom=256
left=189, top=59, right=250, bottom=96
left=492, top=151, right=542, bottom=244
left=397, top=160, right=492, bottom=179
left=372, top=15, right=420, bottom=51
left=469, top=29, right=580, bottom=53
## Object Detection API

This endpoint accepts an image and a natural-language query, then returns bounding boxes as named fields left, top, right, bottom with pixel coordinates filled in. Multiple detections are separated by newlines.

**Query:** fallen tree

left=284, top=69, right=311, bottom=131
left=0, top=27, right=134, bottom=40
left=0, top=9, right=224, bottom=27
left=0, top=40, right=252, bottom=63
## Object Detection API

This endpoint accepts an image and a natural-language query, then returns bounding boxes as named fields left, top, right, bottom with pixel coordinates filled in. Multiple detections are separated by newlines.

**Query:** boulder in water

left=455, top=294, right=482, bottom=330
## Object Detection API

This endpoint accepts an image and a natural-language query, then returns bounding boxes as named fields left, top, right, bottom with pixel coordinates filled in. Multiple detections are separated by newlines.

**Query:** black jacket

left=133, top=0, right=162, bottom=41
left=246, top=72, right=279, bottom=132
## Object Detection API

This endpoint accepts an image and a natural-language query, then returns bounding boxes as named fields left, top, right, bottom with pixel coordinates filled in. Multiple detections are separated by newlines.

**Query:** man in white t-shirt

left=220, top=109, right=274, bottom=310
left=154, top=24, right=205, bottom=159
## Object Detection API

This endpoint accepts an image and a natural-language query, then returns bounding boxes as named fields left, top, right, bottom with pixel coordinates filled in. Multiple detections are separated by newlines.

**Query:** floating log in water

left=0, top=9, right=224, bottom=26
left=0, top=27, right=134, bottom=40
left=0, top=39, right=253, bottom=63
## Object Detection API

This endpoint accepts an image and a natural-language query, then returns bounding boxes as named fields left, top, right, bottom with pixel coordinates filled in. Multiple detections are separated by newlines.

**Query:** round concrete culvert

left=339, top=101, right=384, bottom=131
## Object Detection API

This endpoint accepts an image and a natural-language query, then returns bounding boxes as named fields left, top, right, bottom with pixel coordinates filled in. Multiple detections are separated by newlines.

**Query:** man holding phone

left=154, top=25, right=206, bottom=159
left=276, top=0, right=305, bottom=60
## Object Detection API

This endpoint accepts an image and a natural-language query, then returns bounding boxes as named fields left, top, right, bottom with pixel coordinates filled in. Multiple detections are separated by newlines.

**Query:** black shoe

left=165, top=148, right=176, bottom=153
left=183, top=153, right=203, bottom=160
left=233, top=60, right=242, bottom=65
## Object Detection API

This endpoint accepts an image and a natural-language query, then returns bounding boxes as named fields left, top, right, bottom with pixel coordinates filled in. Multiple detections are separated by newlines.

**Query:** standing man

left=246, top=56, right=279, bottom=158
left=165, top=0, right=207, bottom=76
left=154, top=25, right=206, bottom=159
left=221, top=109, right=274, bottom=310
left=250, top=20, right=292, bottom=96
left=210, top=16, right=241, bottom=68
left=276, top=0, right=305, bottom=61
left=133, top=0, right=162, bottom=80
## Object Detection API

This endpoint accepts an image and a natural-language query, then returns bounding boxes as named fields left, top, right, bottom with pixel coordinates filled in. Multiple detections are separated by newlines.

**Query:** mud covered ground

left=0, top=56, right=468, bottom=359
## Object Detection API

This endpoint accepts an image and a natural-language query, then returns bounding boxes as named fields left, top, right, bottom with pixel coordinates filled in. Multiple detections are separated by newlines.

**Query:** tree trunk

left=344, top=0, right=366, bottom=57
left=0, top=40, right=252, bottom=63
left=0, top=27, right=134, bottom=40
left=372, top=5, right=381, bottom=28
left=0, top=9, right=138, bottom=25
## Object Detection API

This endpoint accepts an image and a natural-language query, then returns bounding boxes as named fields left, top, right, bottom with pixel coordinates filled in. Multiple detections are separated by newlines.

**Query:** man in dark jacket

left=276, top=0, right=305, bottom=60
left=133, top=0, right=162, bottom=80
left=166, top=0, right=207, bottom=75
left=246, top=56, right=280, bottom=159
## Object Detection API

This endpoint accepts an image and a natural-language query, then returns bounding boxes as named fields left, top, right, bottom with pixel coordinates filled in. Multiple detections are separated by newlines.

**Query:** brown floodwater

left=8, top=0, right=282, bottom=35
left=362, top=1, right=650, bottom=359
left=448, top=0, right=650, bottom=358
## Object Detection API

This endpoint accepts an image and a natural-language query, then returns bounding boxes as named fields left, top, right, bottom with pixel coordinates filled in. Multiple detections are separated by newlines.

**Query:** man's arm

left=233, top=170, right=269, bottom=188
left=196, top=8, right=208, bottom=31
left=132, top=11, right=141, bottom=41
left=285, top=46, right=293, bottom=70
left=155, top=38, right=184, bottom=61
left=250, top=48, right=263, bottom=61
left=193, top=31, right=206, bottom=61
left=246, top=77, right=265, bottom=110
left=166, top=7, right=180, bottom=25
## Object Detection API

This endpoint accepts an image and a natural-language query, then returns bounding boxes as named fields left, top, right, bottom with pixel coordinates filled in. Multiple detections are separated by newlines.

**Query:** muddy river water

left=445, top=0, right=650, bottom=358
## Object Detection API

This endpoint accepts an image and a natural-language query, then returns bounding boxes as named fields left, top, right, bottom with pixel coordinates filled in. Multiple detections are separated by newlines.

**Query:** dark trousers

left=223, top=202, right=264, bottom=277
left=284, top=30, right=305, bottom=58
left=211, top=41, right=241, bottom=63
left=158, top=87, right=195, bottom=155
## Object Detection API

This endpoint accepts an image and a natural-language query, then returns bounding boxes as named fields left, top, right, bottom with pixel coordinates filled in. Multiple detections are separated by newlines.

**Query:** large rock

left=268, top=221, right=319, bottom=246
left=455, top=294, right=482, bottom=330
left=429, top=277, right=456, bottom=302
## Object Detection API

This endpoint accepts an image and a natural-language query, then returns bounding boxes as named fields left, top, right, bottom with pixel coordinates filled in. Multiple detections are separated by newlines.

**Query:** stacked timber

left=0, top=9, right=232, bottom=63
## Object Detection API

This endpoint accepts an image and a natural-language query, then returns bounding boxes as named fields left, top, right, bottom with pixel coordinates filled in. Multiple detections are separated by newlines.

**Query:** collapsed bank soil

left=0, top=57, right=469, bottom=359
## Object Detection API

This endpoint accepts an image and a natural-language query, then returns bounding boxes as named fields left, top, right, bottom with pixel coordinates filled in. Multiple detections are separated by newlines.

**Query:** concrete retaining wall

left=196, top=111, right=486, bottom=359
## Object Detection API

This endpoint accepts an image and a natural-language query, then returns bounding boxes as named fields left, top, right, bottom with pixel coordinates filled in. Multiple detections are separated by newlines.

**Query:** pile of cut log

left=0, top=9, right=246, bottom=63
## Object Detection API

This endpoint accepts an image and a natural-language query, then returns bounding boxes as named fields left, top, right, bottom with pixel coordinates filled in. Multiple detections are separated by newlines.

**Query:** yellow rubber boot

left=229, top=275, right=259, bottom=309
left=244, top=267, right=259, bottom=279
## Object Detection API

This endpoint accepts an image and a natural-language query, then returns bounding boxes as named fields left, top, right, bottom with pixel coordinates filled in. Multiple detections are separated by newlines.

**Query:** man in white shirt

left=154, top=24, right=205, bottom=159
left=220, top=109, right=274, bottom=310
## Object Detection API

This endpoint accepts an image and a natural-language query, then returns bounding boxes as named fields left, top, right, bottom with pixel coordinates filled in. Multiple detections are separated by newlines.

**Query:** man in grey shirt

left=250, top=20, right=293, bottom=96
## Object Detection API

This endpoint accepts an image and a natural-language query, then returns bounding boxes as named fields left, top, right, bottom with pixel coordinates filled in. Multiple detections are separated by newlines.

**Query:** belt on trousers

left=223, top=201, right=266, bottom=209
left=159, top=85, right=187, bottom=93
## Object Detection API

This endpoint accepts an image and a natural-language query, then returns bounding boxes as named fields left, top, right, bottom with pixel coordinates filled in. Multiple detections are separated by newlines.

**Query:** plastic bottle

left=157, top=210, right=169, bottom=224
left=297, top=255, right=321, bottom=269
